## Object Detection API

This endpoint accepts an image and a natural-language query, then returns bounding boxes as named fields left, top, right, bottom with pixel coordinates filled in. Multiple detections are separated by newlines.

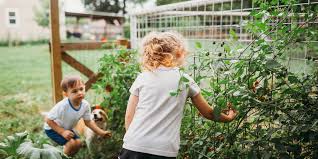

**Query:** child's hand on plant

left=222, top=102, right=238, bottom=121
left=225, top=109, right=237, bottom=121
left=101, top=130, right=112, bottom=138
left=62, top=130, right=74, bottom=140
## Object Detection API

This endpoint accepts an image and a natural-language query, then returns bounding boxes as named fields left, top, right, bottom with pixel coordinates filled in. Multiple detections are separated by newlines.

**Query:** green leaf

left=224, top=44, right=231, bottom=53
left=270, top=0, right=278, bottom=5
left=255, top=21, right=267, bottom=31
left=224, top=60, right=230, bottom=65
left=202, top=89, right=213, bottom=96
left=262, top=152, right=271, bottom=159
left=195, top=42, right=202, bottom=49
left=216, top=97, right=226, bottom=108
left=213, top=106, right=222, bottom=120
left=196, top=75, right=206, bottom=82
left=219, top=79, right=229, bottom=84
left=230, top=29, right=238, bottom=41
left=17, top=142, right=64, bottom=159
left=282, top=88, right=294, bottom=94
left=235, top=67, right=244, bottom=78
left=265, top=59, right=281, bottom=69
left=170, top=92, right=177, bottom=96
left=248, top=151, right=258, bottom=159
left=181, top=76, right=190, bottom=82
left=288, top=75, right=299, bottom=83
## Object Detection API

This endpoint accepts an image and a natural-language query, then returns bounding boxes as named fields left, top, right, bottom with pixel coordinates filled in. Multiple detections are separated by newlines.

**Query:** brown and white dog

left=75, top=105, right=108, bottom=152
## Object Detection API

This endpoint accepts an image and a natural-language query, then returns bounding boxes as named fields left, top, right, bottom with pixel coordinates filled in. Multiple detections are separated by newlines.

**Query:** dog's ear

left=97, top=105, right=108, bottom=112
left=100, top=110, right=108, bottom=120
left=101, top=107, right=108, bottom=113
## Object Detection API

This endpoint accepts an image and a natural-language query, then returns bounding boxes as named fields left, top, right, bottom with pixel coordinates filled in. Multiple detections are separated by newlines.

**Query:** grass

left=0, top=44, right=109, bottom=140
left=0, top=45, right=52, bottom=109
left=0, top=44, right=51, bottom=139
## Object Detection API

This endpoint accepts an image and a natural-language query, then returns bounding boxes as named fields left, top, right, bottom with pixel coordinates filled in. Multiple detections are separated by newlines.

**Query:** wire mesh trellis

left=130, top=0, right=318, bottom=73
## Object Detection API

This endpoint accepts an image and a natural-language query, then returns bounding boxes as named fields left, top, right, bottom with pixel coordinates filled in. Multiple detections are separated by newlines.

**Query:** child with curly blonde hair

left=119, top=31, right=237, bottom=159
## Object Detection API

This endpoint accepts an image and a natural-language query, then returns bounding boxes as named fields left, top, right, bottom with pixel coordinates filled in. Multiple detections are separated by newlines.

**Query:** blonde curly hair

left=140, top=31, right=187, bottom=71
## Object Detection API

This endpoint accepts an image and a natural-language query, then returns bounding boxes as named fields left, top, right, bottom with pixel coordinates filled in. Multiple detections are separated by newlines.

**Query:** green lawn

left=0, top=44, right=51, bottom=139
left=0, top=45, right=52, bottom=109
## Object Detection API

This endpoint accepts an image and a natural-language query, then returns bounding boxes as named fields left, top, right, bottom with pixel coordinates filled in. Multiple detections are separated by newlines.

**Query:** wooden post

left=50, top=0, right=63, bottom=104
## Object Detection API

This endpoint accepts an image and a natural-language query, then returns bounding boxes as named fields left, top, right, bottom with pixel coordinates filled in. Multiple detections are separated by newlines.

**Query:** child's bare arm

left=125, top=94, right=139, bottom=131
left=45, top=117, right=74, bottom=140
left=84, top=120, right=111, bottom=137
left=191, top=93, right=237, bottom=122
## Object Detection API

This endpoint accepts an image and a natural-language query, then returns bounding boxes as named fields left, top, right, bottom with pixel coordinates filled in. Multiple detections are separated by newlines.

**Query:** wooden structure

left=49, top=0, right=129, bottom=104
left=65, top=10, right=125, bottom=40
left=65, top=10, right=124, bottom=22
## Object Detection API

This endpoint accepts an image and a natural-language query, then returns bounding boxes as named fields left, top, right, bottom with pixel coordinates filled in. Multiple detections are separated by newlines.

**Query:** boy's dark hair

left=60, top=75, right=83, bottom=92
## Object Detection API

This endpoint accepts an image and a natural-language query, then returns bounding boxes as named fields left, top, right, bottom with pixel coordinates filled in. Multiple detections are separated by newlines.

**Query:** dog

left=75, top=105, right=108, bottom=152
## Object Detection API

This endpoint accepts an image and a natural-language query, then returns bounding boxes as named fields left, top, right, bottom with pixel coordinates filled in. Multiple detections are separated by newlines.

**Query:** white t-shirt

left=44, top=98, right=91, bottom=130
left=123, top=66, right=200, bottom=157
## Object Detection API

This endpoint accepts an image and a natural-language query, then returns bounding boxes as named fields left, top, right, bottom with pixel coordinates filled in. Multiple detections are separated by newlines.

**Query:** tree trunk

left=123, top=0, right=127, bottom=14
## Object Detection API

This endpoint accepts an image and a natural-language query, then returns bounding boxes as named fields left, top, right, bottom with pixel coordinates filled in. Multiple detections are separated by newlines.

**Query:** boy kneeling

left=44, top=75, right=111, bottom=156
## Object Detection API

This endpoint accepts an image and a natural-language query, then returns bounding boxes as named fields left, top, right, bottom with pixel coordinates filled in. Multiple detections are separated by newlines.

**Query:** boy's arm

left=84, top=120, right=111, bottom=137
left=125, top=94, right=139, bottom=131
left=191, top=93, right=237, bottom=122
left=45, top=117, right=74, bottom=140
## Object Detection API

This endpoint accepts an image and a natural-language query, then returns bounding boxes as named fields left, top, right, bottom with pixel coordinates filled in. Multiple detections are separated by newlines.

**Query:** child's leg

left=64, top=138, right=82, bottom=156
left=45, top=129, right=82, bottom=156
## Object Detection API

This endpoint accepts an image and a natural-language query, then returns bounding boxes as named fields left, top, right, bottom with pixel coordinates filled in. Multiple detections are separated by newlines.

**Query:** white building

left=0, top=0, right=85, bottom=42
left=0, top=0, right=50, bottom=41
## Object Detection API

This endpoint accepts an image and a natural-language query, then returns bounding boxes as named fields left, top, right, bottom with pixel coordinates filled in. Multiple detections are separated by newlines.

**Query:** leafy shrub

left=90, top=48, right=140, bottom=158
left=0, top=131, right=68, bottom=159
left=17, top=142, right=64, bottom=159
left=0, top=131, right=28, bottom=158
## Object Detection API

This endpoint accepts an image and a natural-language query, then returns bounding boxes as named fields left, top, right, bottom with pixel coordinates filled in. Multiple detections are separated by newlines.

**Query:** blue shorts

left=45, top=129, right=79, bottom=146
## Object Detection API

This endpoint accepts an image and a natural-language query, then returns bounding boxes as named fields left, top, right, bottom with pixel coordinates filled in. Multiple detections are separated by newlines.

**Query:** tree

left=156, top=0, right=188, bottom=6
left=34, top=0, right=50, bottom=28
left=84, top=0, right=148, bottom=14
